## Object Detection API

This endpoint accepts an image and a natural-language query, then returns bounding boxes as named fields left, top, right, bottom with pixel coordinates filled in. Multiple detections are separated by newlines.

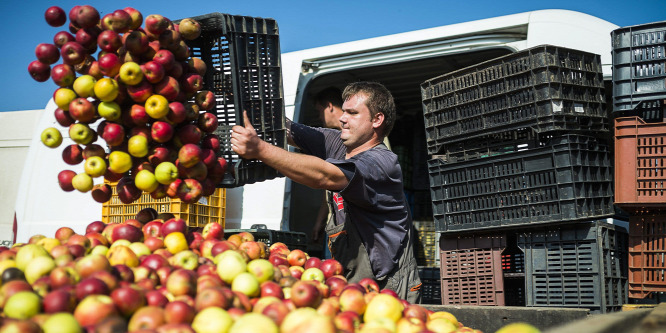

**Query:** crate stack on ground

left=611, top=21, right=666, bottom=302
left=420, top=45, right=626, bottom=312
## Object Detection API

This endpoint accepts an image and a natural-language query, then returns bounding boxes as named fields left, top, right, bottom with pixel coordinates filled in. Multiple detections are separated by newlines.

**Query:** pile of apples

left=30, top=5, right=228, bottom=205
left=0, top=212, right=487, bottom=333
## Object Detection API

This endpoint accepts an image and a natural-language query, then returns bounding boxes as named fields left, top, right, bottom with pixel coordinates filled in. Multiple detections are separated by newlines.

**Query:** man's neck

left=345, top=137, right=382, bottom=159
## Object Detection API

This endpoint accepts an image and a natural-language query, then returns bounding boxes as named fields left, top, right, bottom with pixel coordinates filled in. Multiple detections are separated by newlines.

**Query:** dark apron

left=325, top=193, right=422, bottom=304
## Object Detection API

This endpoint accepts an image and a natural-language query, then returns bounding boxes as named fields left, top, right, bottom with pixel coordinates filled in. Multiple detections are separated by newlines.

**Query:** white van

left=12, top=9, right=618, bottom=249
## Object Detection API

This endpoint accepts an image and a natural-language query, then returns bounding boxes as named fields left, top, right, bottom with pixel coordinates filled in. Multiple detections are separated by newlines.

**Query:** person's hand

left=311, top=217, right=325, bottom=242
left=231, top=111, right=262, bottom=159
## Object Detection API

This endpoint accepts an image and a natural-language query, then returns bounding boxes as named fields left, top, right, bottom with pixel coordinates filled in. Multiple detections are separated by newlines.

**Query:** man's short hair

left=342, top=81, right=396, bottom=138
left=315, top=87, right=343, bottom=108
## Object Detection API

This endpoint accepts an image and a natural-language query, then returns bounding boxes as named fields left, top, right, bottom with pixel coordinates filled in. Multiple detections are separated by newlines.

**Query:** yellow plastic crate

left=101, top=182, right=226, bottom=228
left=414, top=220, right=439, bottom=267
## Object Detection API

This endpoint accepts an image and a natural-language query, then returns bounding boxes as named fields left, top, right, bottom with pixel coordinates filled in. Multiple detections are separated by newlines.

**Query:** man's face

left=340, top=93, right=377, bottom=148
left=316, top=101, right=340, bottom=129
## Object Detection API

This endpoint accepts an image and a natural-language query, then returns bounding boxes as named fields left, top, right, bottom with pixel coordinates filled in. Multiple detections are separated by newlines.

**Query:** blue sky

left=1, top=0, right=663, bottom=112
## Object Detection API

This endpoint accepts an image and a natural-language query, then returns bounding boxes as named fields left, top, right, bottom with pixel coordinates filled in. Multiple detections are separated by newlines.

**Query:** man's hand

left=231, top=111, right=262, bottom=159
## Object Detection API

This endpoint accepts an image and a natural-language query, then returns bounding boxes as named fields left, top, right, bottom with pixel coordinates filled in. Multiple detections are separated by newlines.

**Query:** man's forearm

left=256, top=140, right=347, bottom=191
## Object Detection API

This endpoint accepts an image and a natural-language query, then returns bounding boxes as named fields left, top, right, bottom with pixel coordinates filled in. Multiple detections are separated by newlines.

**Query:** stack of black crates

left=610, top=21, right=666, bottom=302
left=420, top=45, right=628, bottom=313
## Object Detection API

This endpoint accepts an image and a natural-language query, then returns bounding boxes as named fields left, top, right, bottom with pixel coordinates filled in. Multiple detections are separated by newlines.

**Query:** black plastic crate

left=421, top=45, right=608, bottom=155
left=517, top=220, right=628, bottom=313
left=183, top=13, right=287, bottom=187
left=225, top=224, right=307, bottom=250
left=611, top=21, right=666, bottom=120
left=418, top=266, right=442, bottom=305
left=428, top=135, right=614, bottom=232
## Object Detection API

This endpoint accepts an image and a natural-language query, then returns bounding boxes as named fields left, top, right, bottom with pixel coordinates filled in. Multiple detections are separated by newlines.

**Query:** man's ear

left=372, top=112, right=384, bottom=129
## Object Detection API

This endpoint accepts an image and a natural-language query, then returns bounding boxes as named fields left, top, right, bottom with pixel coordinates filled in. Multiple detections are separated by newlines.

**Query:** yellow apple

left=364, top=293, right=404, bottom=323
left=145, top=94, right=169, bottom=119
left=73, top=74, right=97, bottom=98
left=94, top=78, right=119, bottom=102
left=164, top=232, right=188, bottom=254
left=54, top=88, right=77, bottom=111
left=108, top=151, right=132, bottom=174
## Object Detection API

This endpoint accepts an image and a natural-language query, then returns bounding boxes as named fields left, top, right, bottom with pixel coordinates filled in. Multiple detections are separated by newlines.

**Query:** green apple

left=127, top=135, right=149, bottom=158
left=97, top=101, right=122, bottom=121
left=69, top=123, right=94, bottom=145
left=25, top=255, right=55, bottom=284
left=16, top=243, right=49, bottom=271
left=231, top=272, right=260, bottom=297
left=169, top=250, right=199, bottom=270
left=119, top=61, right=144, bottom=86
left=145, top=94, right=169, bottom=119
left=154, top=162, right=178, bottom=184
left=94, top=78, right=119, bottom=102
left=41, top=127, right=63, bottom=148
left=247, top=259, right=275, bottom=284
left=72, top=173, right=94, bottom=192
left=134, top=169, right=159, bottom=192
left=128, top=242, right=151, bottom=258
left=301, top=267, right=325, bottom=283
left=108, top=151, right=132, bottom=174
left=3, top=291, right=41, bottom=319
left=90, top=245, right=109, bottom=256
left=73, top=74, right=97, bottom=98
left=43, top=312, right=83, bottom=333
left=229, top=313, right=278, bottom=333
left=216, top=250, right=247, bottom=284
left=191, top=307, right=233, bottom=333
left=109, top=239, right=131, bottom=248
left=84, top=156, right=107, bottom=178
left=54, top=88, right=77, bottom=111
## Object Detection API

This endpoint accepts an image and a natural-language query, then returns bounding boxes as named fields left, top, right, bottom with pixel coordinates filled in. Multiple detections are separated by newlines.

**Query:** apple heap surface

left=0, top=218, right=504, bottom=333
left=31, top=5, right=229, bottom=204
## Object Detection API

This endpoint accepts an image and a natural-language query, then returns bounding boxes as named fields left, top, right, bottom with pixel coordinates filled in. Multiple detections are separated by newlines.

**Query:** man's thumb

left=243, top=111, right=253, bottom=129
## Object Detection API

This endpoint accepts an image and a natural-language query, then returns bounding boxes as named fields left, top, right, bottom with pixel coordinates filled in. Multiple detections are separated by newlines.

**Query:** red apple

left=202, top=222, right=224, bottom=241
left=51, top=63, right=76, bottom=87
left=126, top=79, right=153, bottom=103
left=98, top=52, right=121, bottom=77
left=75, top=277, right=110, bottom=301
left=74, top=5, right=100, bottom=29
left=151, top=121, right=174, bottom=143
left=43, top=289, right=77, bottom=314
left=111, top=223, right=143, bottom=243
left=177, top=178, right=203, bottom=204
left=45, top=6, right=67, bottom=27
left=53, top=31, right=75, bottom=48
left=198, top=112, right=218, bottom=133
left=287, top=249, right=307, bottom=267
left=178, top=144, right=201, bottom=168
left=153, top=49, right=175, bottom=71
left=57, top=170, right=77, bottom=192
left=54, top=108, right=75, bottom=127
left=154, top=76, right=180, bottom=101
left=35, top=43, right=60, bottom=65
left=164, top=300, right=196, bottom=324
left=61, top=41, right=86, bottom=65
left=290, top=280, right=323, bottom=308
left=110, top=285, right=146, bottom=317
left=161, top=218, right=187, bottom=237
left=320, top=258, right=344, bottom=279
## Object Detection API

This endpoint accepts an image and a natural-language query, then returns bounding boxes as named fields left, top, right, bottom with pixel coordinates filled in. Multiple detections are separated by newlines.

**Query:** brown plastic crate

left=615, top=116, right=666, bottom=211
left=629, top=214, right=666, bottom=298
left=101, top=181, right=226, bottom=228
left=439, top=233, right=506, bottom=305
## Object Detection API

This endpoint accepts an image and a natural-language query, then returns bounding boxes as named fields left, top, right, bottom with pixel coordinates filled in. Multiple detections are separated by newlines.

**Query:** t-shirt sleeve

left=328, top=150, right=403, bottom=209
left=290, top=122, right=342, bottom=160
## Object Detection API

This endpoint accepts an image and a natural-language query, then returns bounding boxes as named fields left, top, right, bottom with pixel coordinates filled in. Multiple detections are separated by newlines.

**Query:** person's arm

left=232, top=112, right=348, bottom=191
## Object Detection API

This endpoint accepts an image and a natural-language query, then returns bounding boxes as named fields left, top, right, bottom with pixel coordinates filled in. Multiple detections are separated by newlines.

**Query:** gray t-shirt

left=291, top=122, right=411, bottom=278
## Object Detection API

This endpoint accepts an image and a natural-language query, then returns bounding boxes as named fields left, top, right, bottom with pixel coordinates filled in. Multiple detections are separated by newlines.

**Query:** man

left=312, top=87, right=344, bottom=254
left=231, top=81, right=421, bottom=303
